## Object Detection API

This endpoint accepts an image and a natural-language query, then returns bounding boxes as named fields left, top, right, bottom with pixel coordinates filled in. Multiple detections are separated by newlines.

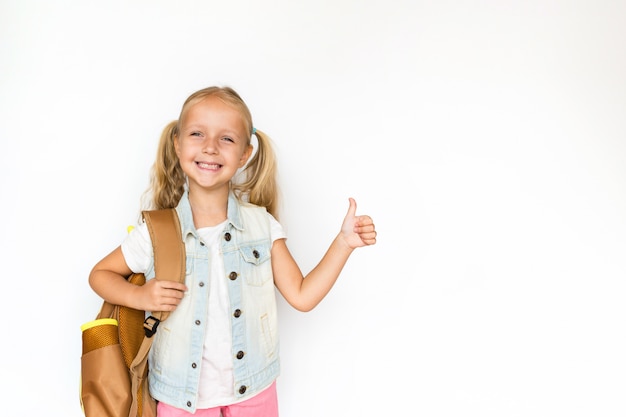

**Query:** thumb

left=346, top=197, right=357, bottom=218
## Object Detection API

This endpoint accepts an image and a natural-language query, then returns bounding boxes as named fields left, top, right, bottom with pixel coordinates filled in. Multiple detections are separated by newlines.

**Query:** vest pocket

left=238, top=241, right=272, bottom=286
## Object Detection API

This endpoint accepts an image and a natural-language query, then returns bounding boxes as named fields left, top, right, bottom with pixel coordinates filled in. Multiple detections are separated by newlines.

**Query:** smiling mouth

left=197, top=162, right=222, bottom=170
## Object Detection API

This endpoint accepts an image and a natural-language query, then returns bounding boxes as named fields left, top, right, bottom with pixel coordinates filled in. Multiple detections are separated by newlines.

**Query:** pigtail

left=145, top=120, right=186, bottom=210
left=232, top=129, right=280, bottom=220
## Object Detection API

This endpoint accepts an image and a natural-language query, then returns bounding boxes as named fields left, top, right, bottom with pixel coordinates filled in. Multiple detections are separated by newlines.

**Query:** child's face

left=175, top=96, right=252, bottom=193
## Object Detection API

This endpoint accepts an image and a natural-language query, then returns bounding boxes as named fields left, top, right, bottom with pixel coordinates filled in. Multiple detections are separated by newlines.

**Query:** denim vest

left=146, top=191, right=280, bottom=412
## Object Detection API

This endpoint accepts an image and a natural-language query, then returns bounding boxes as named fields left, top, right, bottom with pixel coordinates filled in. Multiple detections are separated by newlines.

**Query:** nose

left=202, top=136, right=218, bottom=154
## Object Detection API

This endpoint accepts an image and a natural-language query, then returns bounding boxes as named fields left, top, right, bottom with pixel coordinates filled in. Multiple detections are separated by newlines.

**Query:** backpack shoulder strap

left=127, top=208, right=185, bottom=417
left=142, top=208, right=186, bottom=325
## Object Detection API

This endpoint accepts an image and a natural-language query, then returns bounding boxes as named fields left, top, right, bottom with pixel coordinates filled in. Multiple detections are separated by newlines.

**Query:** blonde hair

left=143, top=86, right=280, bottom=219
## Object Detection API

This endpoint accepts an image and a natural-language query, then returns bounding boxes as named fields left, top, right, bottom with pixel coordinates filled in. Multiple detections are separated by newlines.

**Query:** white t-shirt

left=121, top=213, right=286, bottom=407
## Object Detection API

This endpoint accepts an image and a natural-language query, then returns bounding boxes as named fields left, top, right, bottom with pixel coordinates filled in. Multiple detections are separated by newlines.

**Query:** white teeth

left=198, top=162, right=220, bottom=169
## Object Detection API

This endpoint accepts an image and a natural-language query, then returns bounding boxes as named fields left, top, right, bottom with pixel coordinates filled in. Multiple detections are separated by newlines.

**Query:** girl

left=89, top=86, right=377, bottom=417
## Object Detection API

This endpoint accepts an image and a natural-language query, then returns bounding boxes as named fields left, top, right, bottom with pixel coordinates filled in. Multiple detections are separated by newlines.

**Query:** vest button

left=224, top=232, right=231, bottom=241
left=191, top=363, right=197, bottom=368
left=239, top=385, right=247, bottom=395
left=195, top=320, right=201, bottom=325
left=233, top=309, right=242, bottom=318
left=229, top=271, right=238, bottom=280
left=252, top=249, right=260, bottom=258
left=236, top=351, right=245, bottom=360
left=187, top=401, right=192, bottom=407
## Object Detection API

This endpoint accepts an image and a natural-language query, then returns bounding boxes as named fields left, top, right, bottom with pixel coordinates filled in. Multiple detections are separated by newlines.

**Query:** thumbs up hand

left=340, top=198, right=377, bottom=249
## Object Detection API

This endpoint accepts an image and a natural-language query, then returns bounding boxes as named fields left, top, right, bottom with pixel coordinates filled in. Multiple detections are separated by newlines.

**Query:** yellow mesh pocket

left=81, top=319, right=119, bottom=354
left=118, top=305, right=146, bottom=368
left=116, top=272, right=148, bottom=368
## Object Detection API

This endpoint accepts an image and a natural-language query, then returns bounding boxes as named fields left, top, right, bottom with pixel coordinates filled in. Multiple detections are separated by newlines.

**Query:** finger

left=362, top=237, right=377, bottom=245
left=358, top=227, right=377, bottom=239
left=165, top=295, right=183, bottom=306
left=356, top=215, right=373, bottom=226
left=158, top=302, right=177, bottom=311
left=158, top=280, right=188, bottom=292
left=166, top=288, right=185, bottom=300
left=346, top=197, right=357, bottom=218
left=356, top=226, right=376, bottom=236
left=360, top=231, right=377, bottom=245
left=359, top=220, right=375, bottom=230
left=159, top=294, right=183, bottom=309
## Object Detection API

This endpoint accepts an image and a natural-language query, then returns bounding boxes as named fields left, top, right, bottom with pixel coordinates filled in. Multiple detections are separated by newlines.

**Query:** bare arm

left=272, top=198, right=377, bottom=312
left=89, top=246, right=187, bottom=312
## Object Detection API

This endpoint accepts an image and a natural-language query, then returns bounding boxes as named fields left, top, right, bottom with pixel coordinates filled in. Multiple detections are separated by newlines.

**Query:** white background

left=1, top=1, right=625, bottom=416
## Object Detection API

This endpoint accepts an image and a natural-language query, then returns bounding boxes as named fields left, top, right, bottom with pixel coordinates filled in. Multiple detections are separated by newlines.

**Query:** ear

left=239, top=144, right=253, bottom=167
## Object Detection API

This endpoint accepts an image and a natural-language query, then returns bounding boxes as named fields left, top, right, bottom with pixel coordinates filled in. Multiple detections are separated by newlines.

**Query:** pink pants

left=156, top=382, right=278, bottom=417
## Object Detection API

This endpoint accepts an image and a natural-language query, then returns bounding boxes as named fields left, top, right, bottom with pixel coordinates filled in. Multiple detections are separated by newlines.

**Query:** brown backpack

left=80, top=209, right=186, bottom=417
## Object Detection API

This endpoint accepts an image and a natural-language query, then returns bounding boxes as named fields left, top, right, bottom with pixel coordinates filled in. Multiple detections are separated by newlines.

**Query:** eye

left=222, top=136, right=235, bottom=143
left=188, top=131, right=204, bottom=141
